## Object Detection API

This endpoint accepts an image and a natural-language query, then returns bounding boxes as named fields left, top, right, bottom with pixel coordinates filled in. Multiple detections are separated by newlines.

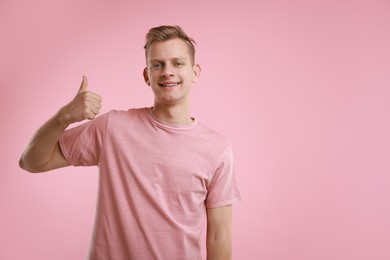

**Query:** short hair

left=144, top=25, right=196, bottom=64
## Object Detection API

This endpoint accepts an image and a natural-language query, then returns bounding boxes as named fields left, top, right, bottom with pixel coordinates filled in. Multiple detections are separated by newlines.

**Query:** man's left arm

left=206, top=205, right=232, bottom=260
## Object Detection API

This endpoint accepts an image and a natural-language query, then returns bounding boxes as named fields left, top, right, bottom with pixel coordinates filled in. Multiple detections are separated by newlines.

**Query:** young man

left=19, top=25, right=242, bottom=260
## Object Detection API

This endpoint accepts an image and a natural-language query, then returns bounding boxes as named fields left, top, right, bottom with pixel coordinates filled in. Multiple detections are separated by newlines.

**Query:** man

left=19, top=25, right=242, bottom=260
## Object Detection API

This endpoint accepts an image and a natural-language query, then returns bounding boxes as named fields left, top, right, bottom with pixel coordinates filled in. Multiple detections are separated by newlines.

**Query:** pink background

left=1, top=0, right=390, bottom=259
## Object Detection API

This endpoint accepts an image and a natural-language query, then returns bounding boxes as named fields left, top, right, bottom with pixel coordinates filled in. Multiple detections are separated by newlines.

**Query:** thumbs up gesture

left=58, top=76, right=102, bottom=126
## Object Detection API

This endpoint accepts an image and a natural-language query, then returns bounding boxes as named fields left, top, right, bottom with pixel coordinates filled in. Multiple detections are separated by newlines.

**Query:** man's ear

left=192, top=64, right=201, bottom=83
left=143, top=67, right=150, bottom=86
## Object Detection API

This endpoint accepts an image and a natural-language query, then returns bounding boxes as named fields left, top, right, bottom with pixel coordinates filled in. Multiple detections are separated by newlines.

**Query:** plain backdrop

left=1, top=0, right=389, bottom=259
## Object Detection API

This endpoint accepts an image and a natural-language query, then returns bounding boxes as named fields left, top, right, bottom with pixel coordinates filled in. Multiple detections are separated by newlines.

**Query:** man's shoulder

left=107, top=107, right=146, bottom=116
left=99, top=108, right=149, bottom=130
left=105, top=107, right=147, bottom=121
left=195, top=122, right=231, bottom=148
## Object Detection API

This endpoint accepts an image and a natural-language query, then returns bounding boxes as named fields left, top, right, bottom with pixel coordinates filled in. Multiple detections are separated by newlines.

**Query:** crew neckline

left=145, top=107, right=199, bottom=131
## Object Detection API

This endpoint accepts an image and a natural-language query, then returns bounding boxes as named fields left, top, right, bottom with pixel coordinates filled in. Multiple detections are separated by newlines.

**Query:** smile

left=158, top=82, right=180, bottom=87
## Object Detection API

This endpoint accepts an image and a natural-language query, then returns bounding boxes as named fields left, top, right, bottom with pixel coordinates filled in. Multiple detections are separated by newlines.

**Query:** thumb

left=78, top=75, right=88, bottom=93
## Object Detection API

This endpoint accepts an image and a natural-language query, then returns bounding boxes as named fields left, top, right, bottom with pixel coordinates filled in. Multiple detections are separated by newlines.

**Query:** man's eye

left=151, top=64, right=161, bottom=69
left=175, top=62, right=184, bottom=66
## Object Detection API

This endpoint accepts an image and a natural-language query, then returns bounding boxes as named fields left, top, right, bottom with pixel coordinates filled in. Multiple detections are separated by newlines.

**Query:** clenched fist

left=58, top=76, right=102, bottom=126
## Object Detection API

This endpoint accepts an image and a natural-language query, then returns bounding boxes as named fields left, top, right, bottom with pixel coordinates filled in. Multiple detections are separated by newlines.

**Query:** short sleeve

left=59, top=113, right=109, bottom=166
left=205, top=144, right=242, bottom=208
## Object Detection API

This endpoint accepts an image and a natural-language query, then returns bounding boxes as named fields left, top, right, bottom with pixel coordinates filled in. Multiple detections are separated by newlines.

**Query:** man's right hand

left=58, top=76, right=102, bottom=126
left=19, top=76, right=103, bottom=173
left=19, top=76, right=102, bottom=172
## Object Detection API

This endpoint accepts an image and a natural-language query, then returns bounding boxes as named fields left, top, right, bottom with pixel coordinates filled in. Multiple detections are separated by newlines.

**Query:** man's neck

left=152, top=103, right=193, bottom=125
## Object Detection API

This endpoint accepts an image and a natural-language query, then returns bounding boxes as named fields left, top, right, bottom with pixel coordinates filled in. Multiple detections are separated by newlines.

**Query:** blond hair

left=144, top=25, right=196, bottom=64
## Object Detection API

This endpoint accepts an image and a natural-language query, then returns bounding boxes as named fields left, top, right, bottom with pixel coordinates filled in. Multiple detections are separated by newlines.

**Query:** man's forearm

left=19, top=111, right=69, bottom=172
left=19, top=76, right=102, bottom=173
left=206, top=236, right=232, bottom=260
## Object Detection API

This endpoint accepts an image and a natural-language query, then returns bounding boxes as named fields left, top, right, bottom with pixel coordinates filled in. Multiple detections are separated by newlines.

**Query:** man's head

left=144, top=25, right=196, bottom=65
left=142, top=25, right=201, bottom=107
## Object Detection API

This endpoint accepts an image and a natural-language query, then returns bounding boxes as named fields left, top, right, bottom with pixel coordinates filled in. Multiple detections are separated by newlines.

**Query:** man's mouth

left=158, top=82, right=180, bottom=87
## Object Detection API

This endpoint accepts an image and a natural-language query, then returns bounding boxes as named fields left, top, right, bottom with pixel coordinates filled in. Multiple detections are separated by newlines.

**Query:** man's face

left=143, top=38, right=200, bottom=107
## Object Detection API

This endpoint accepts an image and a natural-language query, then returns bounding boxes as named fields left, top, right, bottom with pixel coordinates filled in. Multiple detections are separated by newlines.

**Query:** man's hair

left=144, top=25, right=196, bottom=64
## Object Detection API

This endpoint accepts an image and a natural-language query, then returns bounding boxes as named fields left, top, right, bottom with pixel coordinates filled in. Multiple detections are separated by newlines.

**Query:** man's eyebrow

left=149, top=57, right=188, bottom=63
left=148, top=59, right=162, bottom=63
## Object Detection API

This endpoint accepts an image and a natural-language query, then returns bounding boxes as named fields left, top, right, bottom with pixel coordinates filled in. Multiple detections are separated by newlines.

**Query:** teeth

left=160, top=83, right=179, bottom=87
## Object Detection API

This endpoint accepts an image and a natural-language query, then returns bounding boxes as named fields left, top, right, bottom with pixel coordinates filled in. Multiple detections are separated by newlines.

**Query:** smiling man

left=143, top=35, right=200, bottom=125
left=19, top=25, right=242, bottom=260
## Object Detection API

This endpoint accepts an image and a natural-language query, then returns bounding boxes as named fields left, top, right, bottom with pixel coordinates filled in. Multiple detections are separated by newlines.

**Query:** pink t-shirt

left=59, top=107, right=242, bottom=260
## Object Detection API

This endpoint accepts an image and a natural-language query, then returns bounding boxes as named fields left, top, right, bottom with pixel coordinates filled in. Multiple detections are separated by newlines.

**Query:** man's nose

left=161, top=64, right=174, bottom=78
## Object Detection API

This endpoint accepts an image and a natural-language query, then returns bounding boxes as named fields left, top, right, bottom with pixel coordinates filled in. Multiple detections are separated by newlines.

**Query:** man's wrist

left=54, top=108, right=72, bottom=129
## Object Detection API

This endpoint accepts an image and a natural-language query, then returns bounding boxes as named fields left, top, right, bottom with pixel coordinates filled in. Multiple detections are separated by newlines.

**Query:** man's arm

left=19, top=76, right=102, bottom=173
left=206, top=205, right=233, bottom=260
